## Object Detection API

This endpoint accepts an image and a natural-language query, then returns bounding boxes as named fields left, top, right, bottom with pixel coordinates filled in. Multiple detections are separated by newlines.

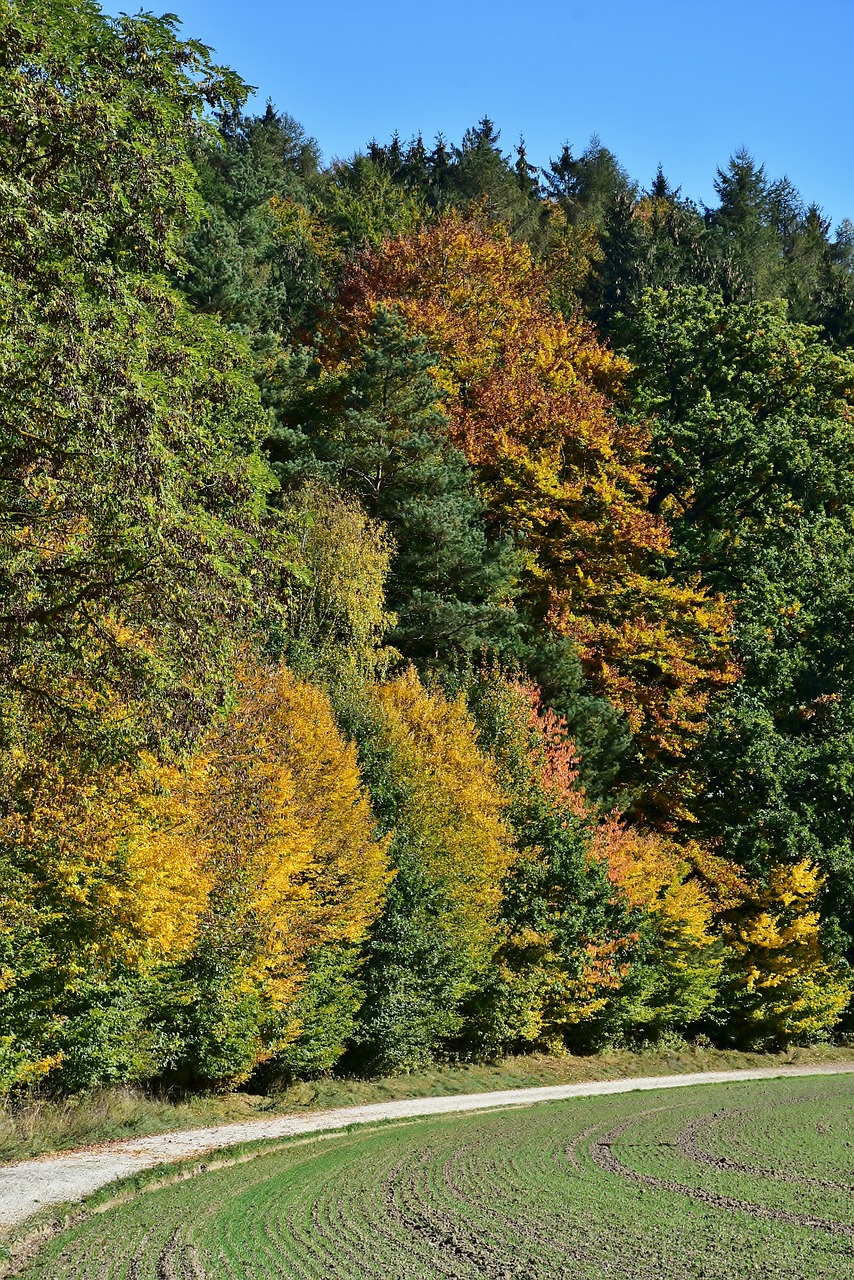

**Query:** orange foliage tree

left=334, top=212, right=736, bottom=818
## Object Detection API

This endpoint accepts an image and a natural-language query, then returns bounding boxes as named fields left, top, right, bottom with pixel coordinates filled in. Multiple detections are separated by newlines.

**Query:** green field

left=20, top=1074, right=854, bottom=1279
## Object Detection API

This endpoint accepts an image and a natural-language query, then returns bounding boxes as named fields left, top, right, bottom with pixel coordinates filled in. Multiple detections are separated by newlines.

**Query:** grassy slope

left=3, top=1041, right=854, bottom=1164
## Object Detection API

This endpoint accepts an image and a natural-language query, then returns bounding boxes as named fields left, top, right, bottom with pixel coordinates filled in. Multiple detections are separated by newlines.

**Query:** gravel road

left=2, top=1064, right=853, bottom=1233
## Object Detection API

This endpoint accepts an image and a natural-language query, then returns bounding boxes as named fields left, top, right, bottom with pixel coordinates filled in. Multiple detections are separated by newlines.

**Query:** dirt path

left=2, top=1064, right=852, bottom=1233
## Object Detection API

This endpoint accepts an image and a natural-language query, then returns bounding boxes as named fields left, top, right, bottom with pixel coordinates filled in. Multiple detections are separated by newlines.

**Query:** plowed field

left=19, top=1073, right=854, bottom=1279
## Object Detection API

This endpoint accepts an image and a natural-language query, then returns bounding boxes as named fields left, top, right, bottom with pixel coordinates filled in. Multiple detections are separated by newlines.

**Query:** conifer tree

left=271, top=306, right=522, bottom=668
left=183, top=106, right=324, bottom=343
left=337, top=669, right=515, bottom=1073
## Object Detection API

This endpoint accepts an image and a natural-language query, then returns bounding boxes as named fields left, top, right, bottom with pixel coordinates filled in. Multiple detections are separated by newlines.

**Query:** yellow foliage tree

left=0, top=665, right=390, bottom=1089
left=158, top=663, right=392, bottom=1084
left=717, top=859, right=851, bottom=1047
left=601, top=828, right=723, bottom=1034
left=372, top=667, right=515, bottom=960
left=339, top=665, right=517, bottom=1071
left=282, top=481, right=397, bottom=678
left=0, top=744, right=212, bottom=1090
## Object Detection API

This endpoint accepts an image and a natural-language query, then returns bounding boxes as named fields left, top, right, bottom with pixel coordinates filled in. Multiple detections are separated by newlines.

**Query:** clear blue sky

left=128, top=0, right=852, bottom=226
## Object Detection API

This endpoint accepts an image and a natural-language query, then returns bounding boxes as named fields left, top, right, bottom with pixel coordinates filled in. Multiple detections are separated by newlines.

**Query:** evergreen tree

left=649, top=164, right=676, bottom=200
left=543, top=136, right=635, bottom=229
left=316, top=153, right=423, bottom=252
left=822, top=219, right=854, bottom=345
left=706, top=149, right=784, bottom=301
left=452, top=118, right=530, bottom=224
left=183, top=105, right=325, bottom=343
left=427, top=133, right=453, bottom=206
left=400, top=133, right=429, bottom=190
left=586, top=191, right=647, bottom=327
left=514, top=137, right=540, bottom=199
left=270, top=307, right=522, bottom=669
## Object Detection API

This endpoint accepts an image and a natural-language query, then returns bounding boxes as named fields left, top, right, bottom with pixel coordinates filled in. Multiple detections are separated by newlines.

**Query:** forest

left=3, top=0, right=854, bottom=1097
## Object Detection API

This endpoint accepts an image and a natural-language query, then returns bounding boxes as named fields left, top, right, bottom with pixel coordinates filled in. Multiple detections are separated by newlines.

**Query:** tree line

left=1, top=0, right=853, bottom=1093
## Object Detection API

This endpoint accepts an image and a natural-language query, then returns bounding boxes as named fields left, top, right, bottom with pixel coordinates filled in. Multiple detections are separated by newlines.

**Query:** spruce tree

left=183, top=105, right=324, bottom=344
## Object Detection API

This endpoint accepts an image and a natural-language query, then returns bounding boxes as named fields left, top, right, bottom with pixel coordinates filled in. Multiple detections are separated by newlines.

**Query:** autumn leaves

left=1, top=5, right=849, bottom=1095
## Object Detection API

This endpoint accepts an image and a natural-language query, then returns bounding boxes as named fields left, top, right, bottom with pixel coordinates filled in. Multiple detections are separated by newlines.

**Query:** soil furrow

left=590, top=1119, right=854, bottom=1238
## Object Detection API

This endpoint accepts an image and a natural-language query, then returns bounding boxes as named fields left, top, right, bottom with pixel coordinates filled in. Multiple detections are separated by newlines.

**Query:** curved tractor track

left=6, top=1066, right=854, bottom=1279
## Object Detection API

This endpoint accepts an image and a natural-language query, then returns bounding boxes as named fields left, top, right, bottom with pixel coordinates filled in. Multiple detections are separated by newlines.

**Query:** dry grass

left=3, top=1041, right=854, bottom=1165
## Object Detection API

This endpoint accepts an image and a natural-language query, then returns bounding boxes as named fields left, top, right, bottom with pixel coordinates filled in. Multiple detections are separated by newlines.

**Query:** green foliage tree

left=542, top=137, right=636, bottom=230
left=559, top=146, right=854, bottom=346
left=583, top=186, right=720, bottom=330
left=706, top=149, right=785, bottom=302
left=362, top=118, right=546, bottom=245
left=622, top=286, right=854, bottom=953
left=315, top=155, right=423, bottom=255
left=467, top=676, right=723, bottom=1053
left=0, top=0, right=287, bottom=758
left=0, top=0, right=298, bottom=1090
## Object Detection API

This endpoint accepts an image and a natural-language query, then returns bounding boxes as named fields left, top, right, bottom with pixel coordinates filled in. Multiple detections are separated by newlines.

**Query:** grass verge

left=3, top=1040, right=854, bottom=1164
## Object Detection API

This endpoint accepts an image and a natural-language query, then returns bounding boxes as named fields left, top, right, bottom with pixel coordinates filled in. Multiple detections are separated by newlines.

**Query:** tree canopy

left=3, top=0, right=853, bottom=1094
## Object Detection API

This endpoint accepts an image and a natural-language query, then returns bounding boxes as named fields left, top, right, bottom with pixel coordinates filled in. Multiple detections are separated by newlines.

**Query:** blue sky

left=128, top=0, right=852, bottom=226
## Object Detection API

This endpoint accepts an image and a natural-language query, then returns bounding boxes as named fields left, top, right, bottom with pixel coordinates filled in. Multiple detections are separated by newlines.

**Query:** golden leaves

left=370, top=666, right=517, bottom=958
left=172, top=665, right=392, bottom=1009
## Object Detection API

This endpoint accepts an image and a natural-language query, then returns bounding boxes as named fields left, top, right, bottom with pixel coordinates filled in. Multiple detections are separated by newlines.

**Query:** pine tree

left=514, top=137, right=540, bottom=199
left=401, top=133, right=429, bottom=190
left=450, top=117, right=540, bottom=236
left=271, top=306, right=522, bottom=668
left=543, top=137, right=635, bottom=229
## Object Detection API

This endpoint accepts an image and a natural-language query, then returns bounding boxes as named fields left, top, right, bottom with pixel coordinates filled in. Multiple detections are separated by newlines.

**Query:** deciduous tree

left=337, top=214, right=735, bottom=817
left=622, top=286, right=854, bottom=946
